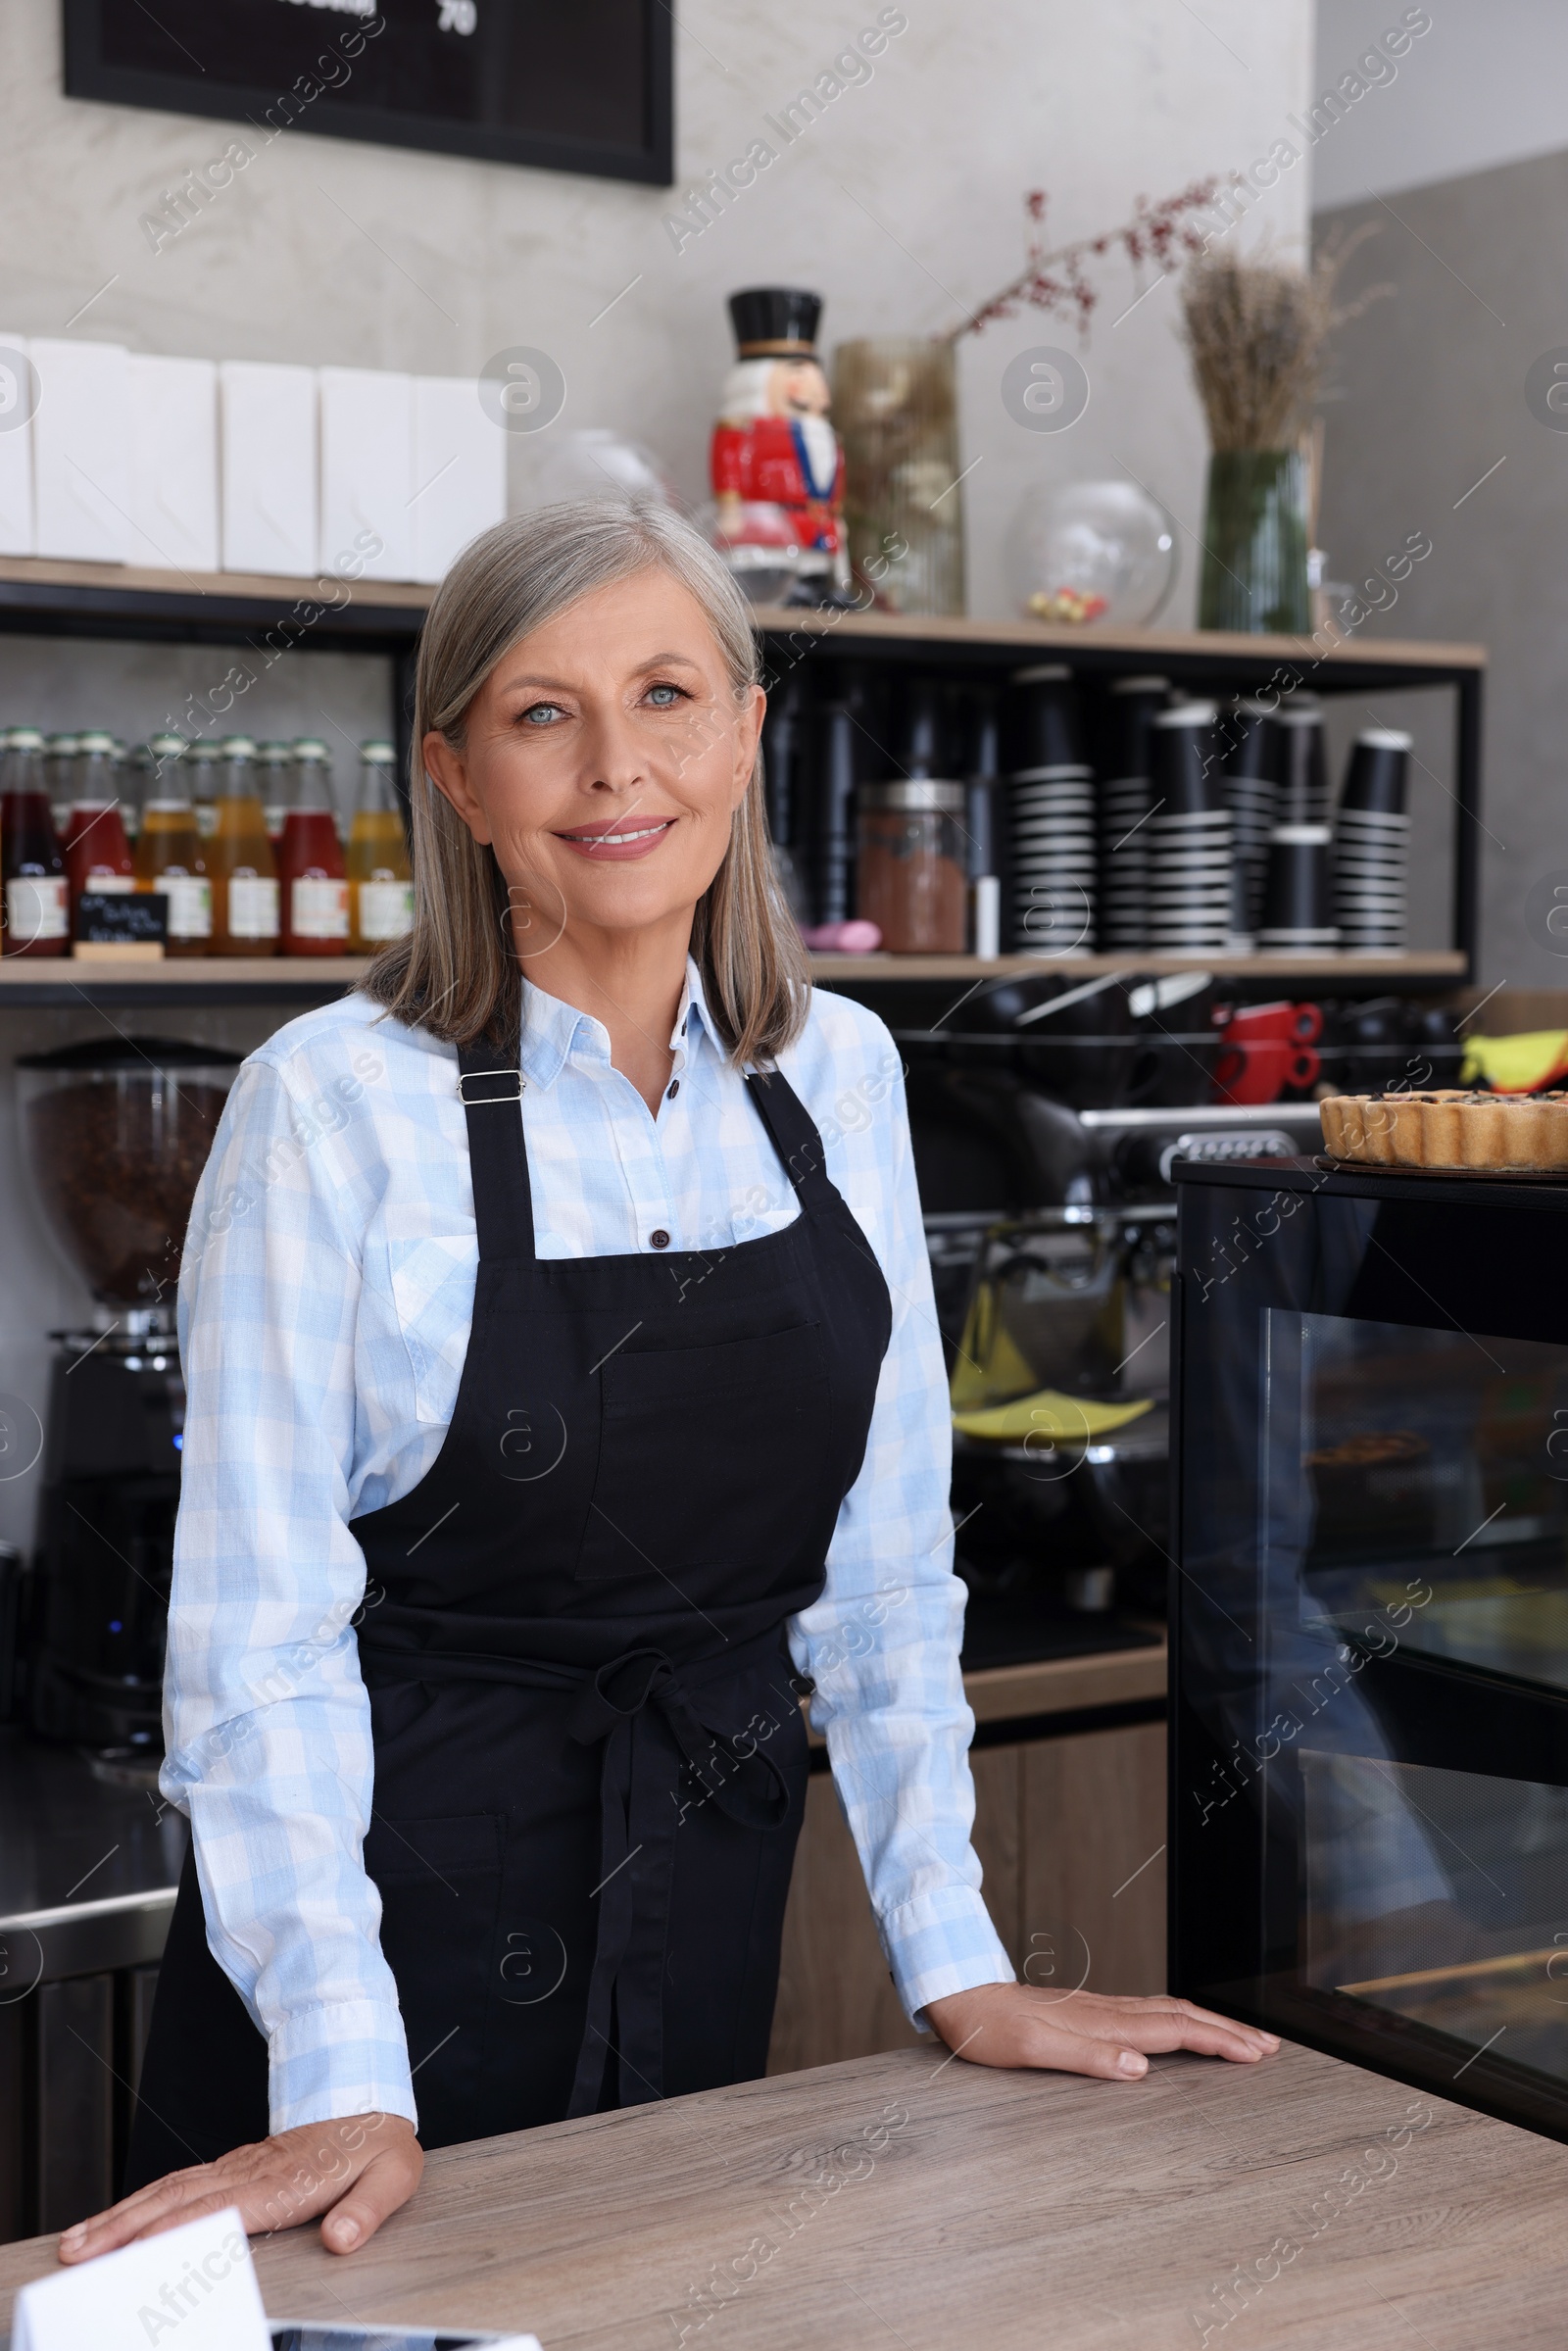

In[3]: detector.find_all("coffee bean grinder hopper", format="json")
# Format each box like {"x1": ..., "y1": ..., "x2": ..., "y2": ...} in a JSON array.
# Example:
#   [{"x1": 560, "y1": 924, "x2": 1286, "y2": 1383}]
[{"x1": 13, "y1": 1039, "x2": 239, "y2": 1755}]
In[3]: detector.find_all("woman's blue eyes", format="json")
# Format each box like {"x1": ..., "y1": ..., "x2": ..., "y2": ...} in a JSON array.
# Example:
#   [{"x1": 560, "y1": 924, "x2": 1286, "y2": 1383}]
[{"x1": 518, "y1": 683, "x2": 688, "y2": 725}]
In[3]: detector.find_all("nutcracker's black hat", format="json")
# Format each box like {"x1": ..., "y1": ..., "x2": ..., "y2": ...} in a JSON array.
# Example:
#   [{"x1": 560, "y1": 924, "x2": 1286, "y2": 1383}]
[{"x1": 728, "y1": 287, "x2": 822, "y2": 357}]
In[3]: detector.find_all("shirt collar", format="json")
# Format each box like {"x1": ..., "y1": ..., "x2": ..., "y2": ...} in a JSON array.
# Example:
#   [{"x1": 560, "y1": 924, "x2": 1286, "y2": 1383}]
[
  {"x1": 517, "y1": 956, "x2": 718, "y2": 1091},
  {"x1": 679, "y1": 957, "x2": 721, "y2": 1063}
]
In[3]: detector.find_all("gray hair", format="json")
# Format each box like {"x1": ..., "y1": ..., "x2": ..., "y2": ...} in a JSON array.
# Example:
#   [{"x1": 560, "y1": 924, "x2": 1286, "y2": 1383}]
[{"x1": 361, "y1": 499, "x2": 809, "y2": 1062}]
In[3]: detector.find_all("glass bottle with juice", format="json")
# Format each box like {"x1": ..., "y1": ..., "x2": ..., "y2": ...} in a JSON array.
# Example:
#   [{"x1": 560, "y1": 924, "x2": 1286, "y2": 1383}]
[
  {"x1": 279, "y1": 737, "x2": 348, "y2": 955},
  {"x1": 116, "y1": 741, "x2": 140, "y2": 848},
  {"x1": 347, "y1": 738, "x2": 414, "y2": 952},
  {"x1": 258, "y1": 741, "x2": 294, "y2": 845},
  {"x1": 62, "y1": 730, "x2": 136, "y2": 925},
  {"x1": 44, "y1": 733, "x2": 77, "y2": 839},
  {"x1": 2, "y1": 726, "x2": 69, "y2": 956},
  {"x1": 207, "y1": 734, "x2": 278, "y2": 956},
  {"x1": 189, "y1": 740, "x2": 220, "y2": 842},
  {"x1": 135, "y1": 734, "x2": 212, "y2": 957}
]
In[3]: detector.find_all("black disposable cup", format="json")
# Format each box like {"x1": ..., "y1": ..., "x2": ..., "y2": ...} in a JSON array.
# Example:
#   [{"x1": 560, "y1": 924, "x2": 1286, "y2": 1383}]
[
  {"x1": 1275, "y1": 704, "x2": 1328, "y2": 824},
  {"x1": 1103, "y1": 673, "x2": 1170, "y2": 781},
  {"x1": 1009, "y1": 663, "x2": 1084, "y2": 771},
  {"x1": 1151, "y1": 702, "x2": 1223, "y2": 816},
  {"x1": 1222, "y1": 697, "x2": 1278, "y2": 783},
  {"x1": 1261, "y1": 823, "x2": 1333, "y2": 933},
  {"x1": 1341, "y1": 727, "x2": 1411, "y2": 815}
]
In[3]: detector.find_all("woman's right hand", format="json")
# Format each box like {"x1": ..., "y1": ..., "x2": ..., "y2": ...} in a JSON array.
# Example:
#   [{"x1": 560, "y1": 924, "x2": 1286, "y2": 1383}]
[{"x1": 56, "y1": 2112, "x2": 423, "y2": 2263}]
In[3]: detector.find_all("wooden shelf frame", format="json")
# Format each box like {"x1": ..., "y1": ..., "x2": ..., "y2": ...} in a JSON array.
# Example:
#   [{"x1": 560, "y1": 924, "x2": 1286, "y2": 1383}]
[{"x1": 0, "y1": 948, "x2": 1470, "y2": 1008}]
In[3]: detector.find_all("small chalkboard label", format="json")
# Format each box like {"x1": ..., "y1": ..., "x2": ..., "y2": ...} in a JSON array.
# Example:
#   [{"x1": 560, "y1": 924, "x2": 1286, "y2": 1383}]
[{"x1": 74, "y1": 892, "x2": 168, "y2": 961}]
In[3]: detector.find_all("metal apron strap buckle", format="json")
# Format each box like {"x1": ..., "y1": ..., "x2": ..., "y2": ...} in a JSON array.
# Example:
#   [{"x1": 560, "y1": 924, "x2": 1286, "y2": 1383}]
[{"x1": 457, "y1": 1067, "x2": 524, "y2": 1105}]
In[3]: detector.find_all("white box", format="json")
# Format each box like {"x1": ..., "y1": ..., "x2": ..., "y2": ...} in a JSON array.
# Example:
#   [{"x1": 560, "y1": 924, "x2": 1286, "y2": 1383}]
[
  {"x1": 319, "y1": 365, "x2": 413, "y2": 580},
  {"x1": 126, "y1": 353, "x2": 220, "y2": 573},
  {"x1": 412, "y1": 374, "x2": 507, "y2": 583},
  {"x1": 11, "y1": 2206, "x2": 269, "y2": 2351},
  {"x1": 220, "y1": 359, "x2": 318, "y2": 577},
  {"x1": 0, "y1": 332, "x2": 35, "y2": 555},
  {"x1": 30, "y1": 338, "x2": 130, "y2": 563}
]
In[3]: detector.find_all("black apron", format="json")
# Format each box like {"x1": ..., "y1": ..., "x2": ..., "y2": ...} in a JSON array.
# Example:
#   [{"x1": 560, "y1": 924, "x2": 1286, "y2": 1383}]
[{"x1": 127, "y1": 1022, "x2": 893, "y2": 2183}]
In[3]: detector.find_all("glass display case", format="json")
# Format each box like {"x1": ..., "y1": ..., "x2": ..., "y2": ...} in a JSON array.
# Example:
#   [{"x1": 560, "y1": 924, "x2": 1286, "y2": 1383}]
[{"x1": 1171, "y1": 1156, "x2": 1568, "y2": 2140}]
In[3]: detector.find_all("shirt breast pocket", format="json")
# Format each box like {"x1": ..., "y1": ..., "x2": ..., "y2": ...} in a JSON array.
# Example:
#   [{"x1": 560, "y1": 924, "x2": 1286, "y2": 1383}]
[
  {"x1": 386, "y1": 1234, "x2": 479, "y2": 1425},
  {"x1": 576, "y1": 1321, "x2": 831, "y2": 1582}
]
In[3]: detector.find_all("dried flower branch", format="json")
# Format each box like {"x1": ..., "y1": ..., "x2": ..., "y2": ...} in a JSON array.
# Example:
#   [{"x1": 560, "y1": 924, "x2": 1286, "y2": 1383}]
[
  {"x1": 1180, "y1": 227, "x2": 1391, "y2": 451},
  {"x1": 945, "y1": 180, "x2": 1222, "y2": 345}
]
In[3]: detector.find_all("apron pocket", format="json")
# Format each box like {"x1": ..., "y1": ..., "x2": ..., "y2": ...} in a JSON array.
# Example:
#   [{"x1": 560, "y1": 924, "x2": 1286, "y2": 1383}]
[
  {"x1": 363, "y1": 1811, "x2": 504, "y2": 2132},
  {"x1": 576, "y1": 1321, "x2": 830, "y2": 1582}
]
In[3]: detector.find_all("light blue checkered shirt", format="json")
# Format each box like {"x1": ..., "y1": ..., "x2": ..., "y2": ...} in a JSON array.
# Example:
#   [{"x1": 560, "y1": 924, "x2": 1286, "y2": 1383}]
[{"x1": 164, "y1": 961, "x2": 1013, "y2": 2132}]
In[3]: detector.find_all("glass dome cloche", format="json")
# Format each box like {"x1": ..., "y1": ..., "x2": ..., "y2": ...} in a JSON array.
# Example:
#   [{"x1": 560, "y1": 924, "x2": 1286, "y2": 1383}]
[{"x1": 1006, "y1": 479, "x2": 1178, "y2": 627}]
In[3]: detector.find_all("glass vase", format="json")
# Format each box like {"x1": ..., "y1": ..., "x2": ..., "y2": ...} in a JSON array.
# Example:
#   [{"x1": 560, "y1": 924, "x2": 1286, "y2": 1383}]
[
  {"x1": 1197, "y1": 448, "x2": 1311, "y2": 635},
  {"x1": 831, "y1": 337, "x2": 966, "y2": 615}
]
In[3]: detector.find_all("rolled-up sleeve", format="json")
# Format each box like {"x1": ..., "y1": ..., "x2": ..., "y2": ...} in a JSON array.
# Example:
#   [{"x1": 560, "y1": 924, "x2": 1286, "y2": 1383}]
[
  {"x1": 788, "y1": 1047, "x2": 1015, "y2": 2026},
  {"x1": 166, "y1": 1052, "x2": 416, "y2": 2132}
]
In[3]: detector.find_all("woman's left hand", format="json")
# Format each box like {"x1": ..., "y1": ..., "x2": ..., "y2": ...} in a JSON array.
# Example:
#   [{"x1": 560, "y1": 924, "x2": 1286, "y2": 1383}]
[{"x1": 924, "y1": 1983, "x2": 1279, "y2": 2080}]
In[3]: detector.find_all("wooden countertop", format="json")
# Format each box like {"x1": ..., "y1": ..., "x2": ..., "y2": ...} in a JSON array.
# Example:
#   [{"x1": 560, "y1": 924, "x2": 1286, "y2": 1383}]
[
  {"x1": 963, "y1": 1636, "x2": 1165, "y2": 1723},
  {"x1": 798, "y1": 1639, "x2": 1166, "y2": 1748},
  {"x1": 4, "y1": 2040, "x2": 1565, "y2": 2346}
]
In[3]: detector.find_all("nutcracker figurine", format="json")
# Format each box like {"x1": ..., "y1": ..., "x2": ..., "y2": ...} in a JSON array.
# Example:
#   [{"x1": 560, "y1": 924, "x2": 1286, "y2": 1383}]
[{"x1": 710, "y1": 287, "x2": 853, "y2": 606}]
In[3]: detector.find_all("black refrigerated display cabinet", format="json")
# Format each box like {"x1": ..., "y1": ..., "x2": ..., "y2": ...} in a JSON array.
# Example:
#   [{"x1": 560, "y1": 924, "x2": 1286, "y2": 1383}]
[{"x1": 1171, "y1": 1155, "x2": 1568, "y2": 2141}]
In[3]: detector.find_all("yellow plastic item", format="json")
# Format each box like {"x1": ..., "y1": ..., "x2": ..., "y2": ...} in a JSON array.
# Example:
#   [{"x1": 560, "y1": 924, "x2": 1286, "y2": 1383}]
[
  {"x1": 1459, "y1": 1031, "x2": 1568, "y2": 1094},
  {"x1": 953, "y1": 1390, "x2": 1154, "y2": 1444},
  {"x1": 950, "y1": 1279, "x2": 1040, "y2": 1412}
]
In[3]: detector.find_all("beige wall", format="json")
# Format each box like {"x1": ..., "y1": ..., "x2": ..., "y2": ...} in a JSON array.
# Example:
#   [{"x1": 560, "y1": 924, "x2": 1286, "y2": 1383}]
[{"x1": 1, "y1": 0, "x2": 1311, "y2": 618}]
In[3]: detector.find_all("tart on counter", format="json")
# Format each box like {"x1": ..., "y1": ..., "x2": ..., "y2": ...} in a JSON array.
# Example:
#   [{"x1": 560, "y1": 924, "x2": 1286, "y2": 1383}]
[{"x1": 1320, "y1": 1089, "x2": 1568, "y2": 1170}]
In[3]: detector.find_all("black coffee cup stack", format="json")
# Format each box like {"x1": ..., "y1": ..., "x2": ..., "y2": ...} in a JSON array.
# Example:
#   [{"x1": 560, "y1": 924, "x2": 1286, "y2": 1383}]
[
  {"x1": 1222, "y1": 698, "x2": 1279, "y2": 945},
  {"x1": 1274, "y1": 697, "x2": 1329, "y2": 822},
  {"x1": 1335, "y1": 726, "x2": 1410, "y2": 953},
  {"x1": 1258, "y1": 697, "x2": 1336, "y2": 950},
  {"x1": 1146, "y1": 703, "x2": 1232, "y2": 952},
  {"x1": 1098, "y1": 674, "x2": 1169, "y2": 951},
  {"x1": 1005, "y1": 664, "x2": 1097, "y2": 954}
]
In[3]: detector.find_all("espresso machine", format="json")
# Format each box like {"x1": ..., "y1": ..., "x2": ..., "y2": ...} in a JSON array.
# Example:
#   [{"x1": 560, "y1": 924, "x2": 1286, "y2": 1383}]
[{"x1": 14, "y1": 1038, "x2": 238, "y2": 1754}]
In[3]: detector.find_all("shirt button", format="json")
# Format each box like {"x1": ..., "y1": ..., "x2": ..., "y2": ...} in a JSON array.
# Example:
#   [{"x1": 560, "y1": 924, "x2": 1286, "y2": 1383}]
[
  {"x1": 666, "y1": 1079, "x2": 680, "y2": 1100},
  {"x1": 650, "y1": 1228, "x2": 670, "y2": 1249}
]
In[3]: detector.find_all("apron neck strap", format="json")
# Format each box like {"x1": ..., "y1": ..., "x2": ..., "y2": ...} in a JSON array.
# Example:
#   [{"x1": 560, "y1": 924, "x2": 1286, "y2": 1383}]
[
  {"x1": 744, "y1": 1068, "x2": 837, "y2": 1212},
  {"x1": 457, "y1": 1032, "x2": 533, "y2": 1262}
]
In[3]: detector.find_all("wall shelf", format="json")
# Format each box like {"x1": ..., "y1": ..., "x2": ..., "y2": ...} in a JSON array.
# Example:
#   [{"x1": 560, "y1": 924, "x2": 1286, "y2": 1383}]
[
  {"x1": 0, "y1": 558, "x2": 1487, "y2": 991},
  {"x1": 752, "y1": 603, "x2": 1488, "y2": 692},
  {"x1": 0, "y1": 948, "x2": 1470, "y2": 1010},
  {"x1": 0, "y1": 558, "x2": 1486, "y2": 677}
]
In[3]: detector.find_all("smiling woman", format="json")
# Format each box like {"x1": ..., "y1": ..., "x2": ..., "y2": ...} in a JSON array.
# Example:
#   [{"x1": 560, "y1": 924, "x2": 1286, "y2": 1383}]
[
  {"x1": 61, "y1": 499, "x2": 1272, "y2": 2277},
  {"x1": 366, "y1": 499, "x2": 808, "y2": 1108}
]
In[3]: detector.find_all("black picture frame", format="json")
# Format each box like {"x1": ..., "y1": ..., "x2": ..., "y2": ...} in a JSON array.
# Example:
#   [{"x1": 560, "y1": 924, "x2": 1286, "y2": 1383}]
[{"x1": 62, "y1": 0, "x2": 674, "y2": 188}]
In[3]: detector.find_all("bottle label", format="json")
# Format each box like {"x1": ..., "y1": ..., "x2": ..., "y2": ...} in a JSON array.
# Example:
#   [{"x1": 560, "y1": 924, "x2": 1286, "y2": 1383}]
[
  {"x1": 163, "y1": 874, "x2": 214, "y2": 939},
  {"x1": 6, "y1": 875, "x2": 69, "y2": 945},
  {"x1": 227, "y1": 874, "x2": 280, "y2": 938},
  {"x1": 357, "y1": 878, "x2": 415, "y2": 941},
  {"x1": 264, "y1": 806, "x2": 289, "y2": 842},
  {"x1": 195, "y1": 804, "x2": 219, "y2": 840},
  {"x1": 81, "y1": 872, "x2": 136, "y2": 894},
  {"x1": 291, "y1": 876, "x2": 349, "y2": 938}
]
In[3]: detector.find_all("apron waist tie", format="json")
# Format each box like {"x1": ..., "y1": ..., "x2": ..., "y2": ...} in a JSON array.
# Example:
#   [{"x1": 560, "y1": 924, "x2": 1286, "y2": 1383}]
[{"x1": 359, "y1": 1626, "x2": 800, "y2": 2117}]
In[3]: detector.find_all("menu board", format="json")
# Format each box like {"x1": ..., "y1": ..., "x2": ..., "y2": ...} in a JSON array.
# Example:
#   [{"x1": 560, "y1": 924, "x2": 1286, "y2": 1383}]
[{"x1": 63, "y1": 0, "x2": 672, "y2": 185}]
